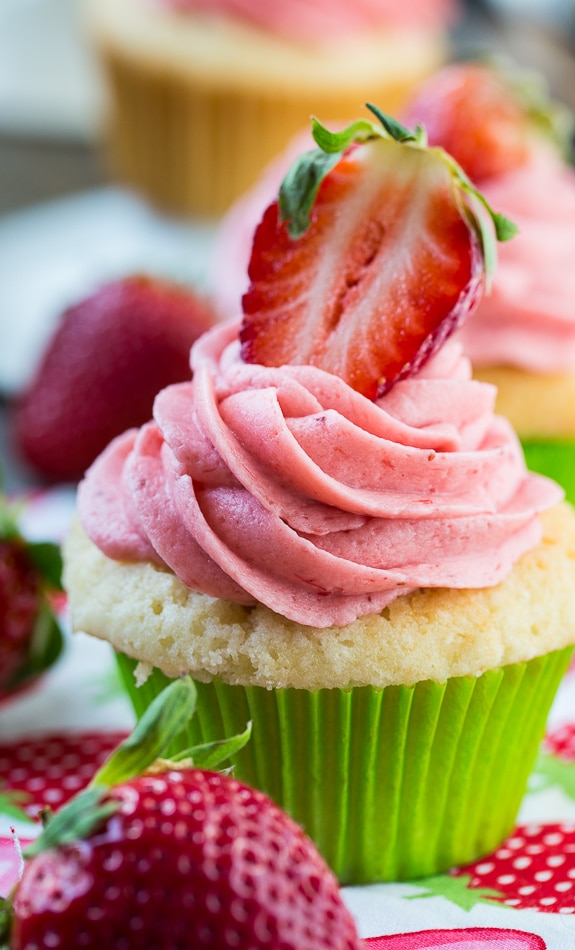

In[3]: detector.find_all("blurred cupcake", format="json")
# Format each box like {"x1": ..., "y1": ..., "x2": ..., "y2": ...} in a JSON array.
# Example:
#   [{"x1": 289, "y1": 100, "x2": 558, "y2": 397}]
[
  {"x1": 402, "y1": 62, "x2": 575, "y2": 500},
  {"x1": 85, "y1": 0, "x2": 458, "y2": 217},
  {"x1": 64, "y1": 112, "x2": 575, "y2": 884}
]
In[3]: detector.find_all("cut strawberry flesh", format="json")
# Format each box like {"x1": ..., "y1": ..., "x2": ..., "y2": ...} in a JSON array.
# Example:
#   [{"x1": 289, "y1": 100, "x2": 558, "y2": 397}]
[{"x1": 241, "y1": 137, "x2": 484, "y2": 400}]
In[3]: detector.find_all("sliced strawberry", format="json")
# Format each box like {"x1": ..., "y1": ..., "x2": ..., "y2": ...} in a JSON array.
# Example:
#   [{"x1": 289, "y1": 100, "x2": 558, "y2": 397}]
[{"x1": 241, "y1": 108, "x2": 513, "y2": 400}]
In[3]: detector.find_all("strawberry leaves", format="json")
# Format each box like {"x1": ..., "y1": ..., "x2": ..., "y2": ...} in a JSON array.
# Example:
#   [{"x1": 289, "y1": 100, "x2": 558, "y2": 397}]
[
  {"x1": 278, "y1": 104, "x2": 516, "y2": 263},
  {"x1": 5, "y1": 682, "x2": 358, "y2": 950},
  {"x1": 167, "y1": 720, "x2": 253, "y2": 771},
  {"x1": 24, "y1": 788, "x2": 120, "y2": 859},
  {"x1": 92, "y1": 676, "x2": 199, "y2": 787},
  {"x1": 22, "y1": 677, "x2": 252, "y2": 859},
  {"x1": 0, "y1": 493, "x2": 64, "y2": 697},
  {"x1": 278, "y1": 148, "x2": 342, "y2": 239}
]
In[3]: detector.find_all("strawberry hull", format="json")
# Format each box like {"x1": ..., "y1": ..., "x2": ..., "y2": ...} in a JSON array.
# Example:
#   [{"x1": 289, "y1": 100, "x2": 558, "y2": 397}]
[{"x1": 116, "y1": 646, "x2": 572, "y2": 884}]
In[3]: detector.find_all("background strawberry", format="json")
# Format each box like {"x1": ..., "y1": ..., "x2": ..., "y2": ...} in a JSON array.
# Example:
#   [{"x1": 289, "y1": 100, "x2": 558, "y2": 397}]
[
  {"x1": 1, "y1": 678, "x2": 362, "y2": 950},
  {"x1": 0, "y1": 494, "x2": 63, "y2": 699},
  {"x1": 241, "y1": 107, "x2": 514, "y2": 401},
  {"x1": 402, "y1": 63, "x2": 572, "y2": 184},
  {"x1": 12, "y1": 275, "x2": 217, "y2": 483}
]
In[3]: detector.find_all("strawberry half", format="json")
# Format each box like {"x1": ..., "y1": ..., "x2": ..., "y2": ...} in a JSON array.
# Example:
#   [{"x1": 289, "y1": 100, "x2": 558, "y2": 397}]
[
  {"x1": 241, "y1": 105, "x2": 516, "y2": 400},
  {"x1": 402, "y1": 62, "x2": 573, "y2": 184},
  {"x1": 0, "y1": 494, "x2": 63, "y2": 700},
  {"x1": 2, "y1": 679, "x2": 362, "y2": 950}
]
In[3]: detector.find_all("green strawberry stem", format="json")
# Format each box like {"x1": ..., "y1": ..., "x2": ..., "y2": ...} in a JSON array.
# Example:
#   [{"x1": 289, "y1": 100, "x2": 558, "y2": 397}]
[
  {"x1": 168, "y1": 720, "x2": 252, "y2": 771},
  {"x1": 279, "y1": 104, "x2": 518, "y2": 288},
  {"x1": 24, "y1": 788, "x2": 120, "y2": 858},
  {"x1": 22, "y1": 676, "x2": 251, "y2": 859},
  {"x1": 92, "y1": 675, "x2": 199, "y2": 787}
]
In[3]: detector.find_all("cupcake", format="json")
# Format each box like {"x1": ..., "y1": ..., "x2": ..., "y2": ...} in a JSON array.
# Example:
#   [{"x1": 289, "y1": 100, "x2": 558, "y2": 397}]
[
  {"x1": 64, "y1": 109, "x2": 575, "y2": 884},
  {"x1": 402, "y1": 62, "x2": 575, "y2": 501},
  {"x1": 85, "y1": 0, "x2": 458, "y2": 217}
]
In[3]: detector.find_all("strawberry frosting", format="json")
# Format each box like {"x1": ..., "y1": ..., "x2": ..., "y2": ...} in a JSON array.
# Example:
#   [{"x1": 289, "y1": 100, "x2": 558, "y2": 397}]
[
  {"x1": 77, "y1": 319, "x2": 561, "y2": 629},
  {"x1": 150, "y1": 0, "x2": 456, "y2": 40},
  {"x1": 458, "y1": 148, "x2": 575, "y2": 373}
]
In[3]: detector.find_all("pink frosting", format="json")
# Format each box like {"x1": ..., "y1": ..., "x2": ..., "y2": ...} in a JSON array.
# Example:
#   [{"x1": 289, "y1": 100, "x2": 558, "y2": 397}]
[
  {"x1": 457, "y1": 148, "x2": 575, "y2": 373},
  {"x1": 151, "y1": 0, "x2": 456, "y2": 39},
  {"x1": 78, "y1": 320, "x2": 561, "y2": 628}
]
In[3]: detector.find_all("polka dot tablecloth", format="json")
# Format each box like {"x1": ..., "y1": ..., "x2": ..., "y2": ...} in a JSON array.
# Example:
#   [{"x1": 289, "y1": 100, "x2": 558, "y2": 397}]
[{"x1": 3, "y1": 492, "x2": 575, "y2": 948}]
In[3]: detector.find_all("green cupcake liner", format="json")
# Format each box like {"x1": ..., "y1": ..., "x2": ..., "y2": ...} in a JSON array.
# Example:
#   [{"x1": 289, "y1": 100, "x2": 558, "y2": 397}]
[
  {"x1": 521, "y1": 437, "x2": 575, "y2": 504},
  {"x1": 116, "y1": 647, "x2": 572, "y2": 884}
]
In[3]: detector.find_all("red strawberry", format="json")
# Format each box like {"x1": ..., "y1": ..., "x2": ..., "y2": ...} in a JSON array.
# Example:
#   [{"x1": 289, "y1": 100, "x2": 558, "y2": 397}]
[
  {"x1": 402, "y1": 63, "x2": 570, "y2": 184},
  {"x1": 453, "y1": 822, "x2": 575, "y2": 914},
  {"x1": 0, "y1": 496, "x2": 63, "y2": 699},
  {"x1": 2, "y1": 678, "x2": 361, "y2": 950},
  {"x1": 402, "y1": 65, "x2": 532, "y2": 183},
  {"x1": 13, "y1": 275, "x2": 217, "y2": 483},
  {"x1": 241, "y1": 106, "x2": 514, "y2": 401}
]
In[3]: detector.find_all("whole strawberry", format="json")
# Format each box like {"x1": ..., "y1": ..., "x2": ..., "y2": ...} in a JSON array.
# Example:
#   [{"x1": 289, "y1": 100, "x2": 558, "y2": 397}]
[
  {"x1": 2, "y1": 679, "x2": 361, "y2": 950},
  {"x1": 402, "y1": 63, "x2": 572, "y2": 184},
  {"x1": 0, "y1": 496, "x2": 63, "y2": 699},
  {"x1": 13, "y1": 275, "x2": 217, "y2": 483}
]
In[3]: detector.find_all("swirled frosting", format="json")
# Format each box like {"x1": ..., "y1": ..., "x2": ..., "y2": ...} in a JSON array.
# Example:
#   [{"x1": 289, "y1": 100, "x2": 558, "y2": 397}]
[
  {"x1": 150, "y1": 0, "x2": 456, "y2": 40},
  {"x1": 78, "y1": 319, "x2": 561, "y2": 628},
  {"x1": 458, "y1": 148, "x2": 575, "y2": 373}
]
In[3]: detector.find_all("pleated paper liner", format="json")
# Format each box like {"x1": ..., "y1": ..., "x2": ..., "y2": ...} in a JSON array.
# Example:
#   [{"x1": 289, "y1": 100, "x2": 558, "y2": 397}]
[
  {"x1": 116, "y1": 647, "x2": 572, "y2": 884},
  {"x1": 522, "y1": 438, "x2": 575, "y2": 505}
]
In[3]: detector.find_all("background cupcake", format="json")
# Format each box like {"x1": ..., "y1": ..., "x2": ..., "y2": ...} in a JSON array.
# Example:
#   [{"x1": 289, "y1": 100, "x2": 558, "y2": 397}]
[
  {"x1": 64, "y1": 112, "x2": 575, "y2": 885},
  {"x1": 85, "y1": 0, "x2": 458, "y2": 217},
  {"x1": 402, "y1": 62, "x2": 575, "y2": 500}
]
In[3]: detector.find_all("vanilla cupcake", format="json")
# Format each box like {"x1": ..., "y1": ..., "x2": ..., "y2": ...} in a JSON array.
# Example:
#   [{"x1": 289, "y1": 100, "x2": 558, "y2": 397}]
[
  {"x1": 64, "y1": 111, "x2": 575, "y2": 884},
  {"x1": 85, "y1": 0, "x2": 457, "y2": 216}
]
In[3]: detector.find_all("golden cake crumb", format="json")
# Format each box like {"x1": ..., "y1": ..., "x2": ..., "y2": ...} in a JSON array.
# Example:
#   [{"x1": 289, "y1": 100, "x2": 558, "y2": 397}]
[{"x1": 63, "y1": 503, "x2": 575, "y2": 691}]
